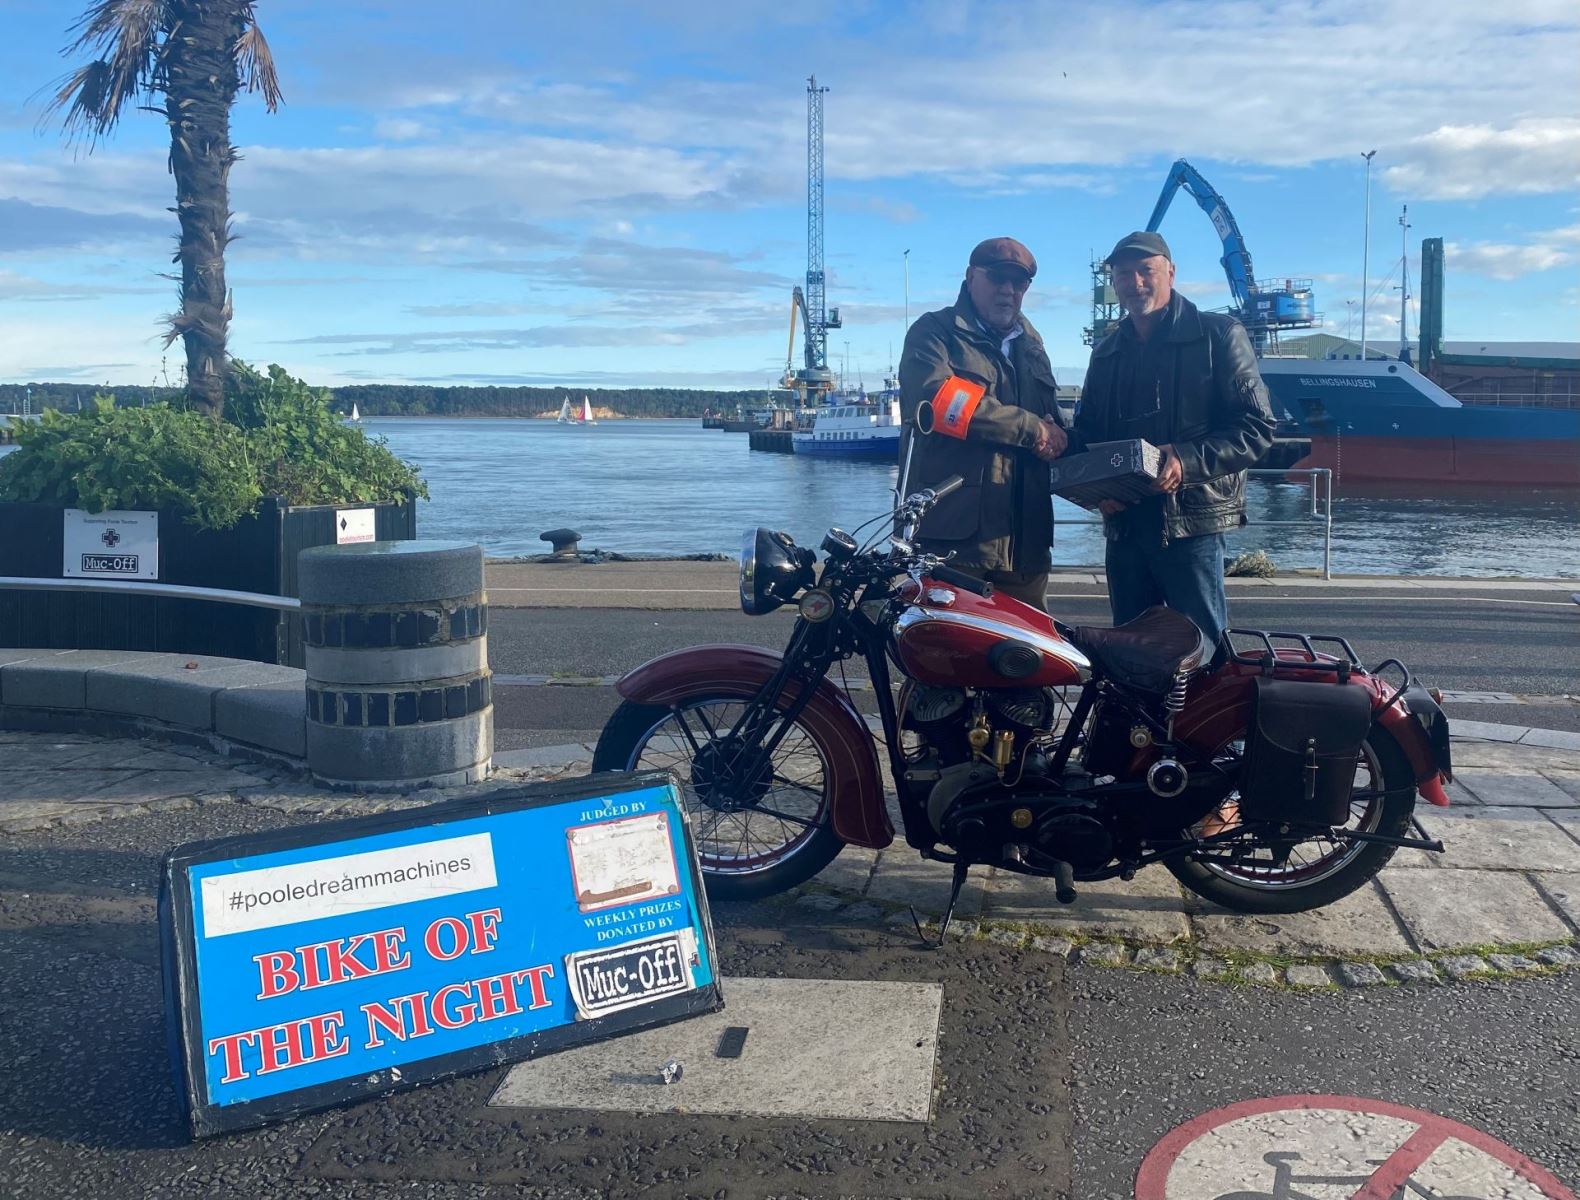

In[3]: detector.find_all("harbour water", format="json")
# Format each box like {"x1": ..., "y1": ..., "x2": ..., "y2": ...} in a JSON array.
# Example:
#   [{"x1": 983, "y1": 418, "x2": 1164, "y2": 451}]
[{"x1": 3, "y1": 419, "x2": 1575, "y2": 577}]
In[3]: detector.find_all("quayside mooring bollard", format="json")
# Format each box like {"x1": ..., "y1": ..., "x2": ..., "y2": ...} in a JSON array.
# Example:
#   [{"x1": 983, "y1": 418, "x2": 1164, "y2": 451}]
[{"x1": 298, "y1": 540, "x2": 492, "y2": 790}]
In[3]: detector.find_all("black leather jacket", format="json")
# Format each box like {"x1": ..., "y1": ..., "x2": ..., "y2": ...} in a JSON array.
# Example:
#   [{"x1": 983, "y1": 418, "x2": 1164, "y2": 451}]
[{"x1": 1076, "y1": 293, "x2": 1275, "y2": 542}]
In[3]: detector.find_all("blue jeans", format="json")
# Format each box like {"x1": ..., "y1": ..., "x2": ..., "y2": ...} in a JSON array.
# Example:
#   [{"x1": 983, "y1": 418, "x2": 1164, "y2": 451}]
[{"x1": 1104, "y1": 532, "x2": 1229, "y2": 645}]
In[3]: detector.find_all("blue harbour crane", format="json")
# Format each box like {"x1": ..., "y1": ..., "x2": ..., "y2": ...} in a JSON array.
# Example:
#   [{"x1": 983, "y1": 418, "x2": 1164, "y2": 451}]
[{"x1": 1087, "y1": 159, "x2": 1318, "y2": 351}]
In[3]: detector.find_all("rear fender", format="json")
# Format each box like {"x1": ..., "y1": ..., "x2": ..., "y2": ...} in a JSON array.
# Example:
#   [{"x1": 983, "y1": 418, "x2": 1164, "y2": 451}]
[
  {"x1": 1176, "y1": 668, "x2": 1451, "y2": 806},
  {"x1": 614, "y1": 644, "x2": 893, "y2": 849}
]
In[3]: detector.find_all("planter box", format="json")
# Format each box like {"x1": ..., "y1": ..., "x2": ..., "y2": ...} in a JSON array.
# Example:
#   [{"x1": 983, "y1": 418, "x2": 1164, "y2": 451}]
[{"x1": 0, "y1": 498, "x2": 416, "y2": 667}]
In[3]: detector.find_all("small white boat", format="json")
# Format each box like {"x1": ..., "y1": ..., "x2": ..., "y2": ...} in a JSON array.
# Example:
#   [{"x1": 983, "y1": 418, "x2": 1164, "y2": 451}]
[
  {"x1": 344, "y1": 401, "x2": 361, "y2": 423},
  {"x1": 580, "y1": 396, "x2": 598, "y2": 426},
  {"x1": 557, "y1": 397, "x2": 576, "y2": 424}
]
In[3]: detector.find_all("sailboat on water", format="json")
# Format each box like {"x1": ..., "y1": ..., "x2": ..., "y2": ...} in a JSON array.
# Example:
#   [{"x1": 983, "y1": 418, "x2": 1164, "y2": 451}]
[
  {"x1": 343, "y1": 401, "x2": 360, "y2": 423},
  {"x1": 579, "y1": 396, "x2": 597, "y2": 426},
  {"x1": 557, "y1": 396, "x2": 597, "y2": 425},
  {"x1": 556, "y1": 397, "x2": 575, "y2": 424}
]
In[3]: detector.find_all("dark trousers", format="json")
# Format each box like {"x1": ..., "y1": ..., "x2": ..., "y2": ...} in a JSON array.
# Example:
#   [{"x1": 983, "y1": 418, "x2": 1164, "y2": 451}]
[{"x1": 1104, "y1": 532, "x2": 1228, "y2": 644}]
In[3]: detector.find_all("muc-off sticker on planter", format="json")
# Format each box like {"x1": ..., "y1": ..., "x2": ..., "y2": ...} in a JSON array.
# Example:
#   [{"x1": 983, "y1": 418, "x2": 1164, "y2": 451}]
[{"x1": 159, "y1": 771, "x2": 721, "y2": 1138}]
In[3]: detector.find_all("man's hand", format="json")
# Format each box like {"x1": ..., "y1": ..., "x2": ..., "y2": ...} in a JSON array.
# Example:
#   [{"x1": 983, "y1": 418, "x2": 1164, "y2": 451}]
[
  {"x1": 1097, "y1": 499, "x2": 1129, "y2": 516},
  {"x1": 1032, "y1": 418, "x2": 1067, "y2": 462},
  {"x1": 1152, "y1": 443, "x2": 1183, "y2": 493}
]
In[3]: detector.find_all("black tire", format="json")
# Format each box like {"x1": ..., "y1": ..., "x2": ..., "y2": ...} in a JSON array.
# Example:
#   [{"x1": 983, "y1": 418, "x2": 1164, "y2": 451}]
[
  {"x1": 592, "y1": 695, "x2": 845, "y2": 901},
  {"x1": 1166, "y1": 726, "x2": 1417, "y2": 914}
]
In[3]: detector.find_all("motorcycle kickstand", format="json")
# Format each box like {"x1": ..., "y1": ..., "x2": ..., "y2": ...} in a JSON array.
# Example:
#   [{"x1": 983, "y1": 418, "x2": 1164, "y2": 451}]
[{"x1": 912, "y1": 860, "x2": 971, "y2": 950}]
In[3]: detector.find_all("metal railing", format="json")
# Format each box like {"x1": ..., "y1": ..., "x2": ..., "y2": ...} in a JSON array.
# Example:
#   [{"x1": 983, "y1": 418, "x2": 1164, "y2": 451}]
[
  {"x1": 1054, "y1": 467, "x2": 1335, "y2": 580},
  {"x1": 0, "y1": 576, "x2": 301, "y2": 611}
]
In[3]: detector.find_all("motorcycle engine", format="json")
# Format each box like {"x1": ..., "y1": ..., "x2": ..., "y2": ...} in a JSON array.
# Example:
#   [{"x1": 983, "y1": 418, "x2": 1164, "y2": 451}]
[
  {"x1": 927, "y1": 763, "x2": 1117, "y2": 872},
  {"x1": 905, "y1": 685, "x2": 1058, "y2": 767}
]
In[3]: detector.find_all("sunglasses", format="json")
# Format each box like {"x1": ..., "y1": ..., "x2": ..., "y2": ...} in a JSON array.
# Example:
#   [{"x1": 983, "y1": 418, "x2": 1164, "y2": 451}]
[{"x1": 980, "y1": 266, "x2": 1032, "y2": 291}]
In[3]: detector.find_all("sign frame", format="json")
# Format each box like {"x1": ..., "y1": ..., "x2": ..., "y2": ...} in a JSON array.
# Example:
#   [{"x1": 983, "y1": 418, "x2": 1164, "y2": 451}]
[
  {"x1": 63, "y1": 507, "x2": 159, "y2": 580},
  {"x1": 159, "y1": 770, "x2": 722, "y2": 1139}
]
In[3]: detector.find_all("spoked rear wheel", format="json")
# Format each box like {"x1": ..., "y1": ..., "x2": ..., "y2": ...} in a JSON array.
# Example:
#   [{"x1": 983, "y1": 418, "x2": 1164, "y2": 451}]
[
  {"x1": 1166, "y1": 727, "x2": 1417, "y2": 914},
  {"x1": 593, "y1": 694, "x2": 844, "y2": 900}
]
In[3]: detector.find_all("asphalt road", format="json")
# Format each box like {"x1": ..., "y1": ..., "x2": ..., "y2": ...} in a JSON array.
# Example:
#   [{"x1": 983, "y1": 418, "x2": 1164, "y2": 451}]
[
  {"x1": 1, "y1": 803, "x2": 1575, "y2": 1199},
  {"x1": 486, "y1": 594, "x2": 1580, "y2": 749}
]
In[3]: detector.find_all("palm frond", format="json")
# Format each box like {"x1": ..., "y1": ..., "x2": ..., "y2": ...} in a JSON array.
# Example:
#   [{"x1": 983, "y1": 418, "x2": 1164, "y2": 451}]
[
  {"x1": 235, "y1": 7, "x2": 283, "y2": 112},
  {"x1": 53, "y1": 0, "x2": 171, "y2": 140}
]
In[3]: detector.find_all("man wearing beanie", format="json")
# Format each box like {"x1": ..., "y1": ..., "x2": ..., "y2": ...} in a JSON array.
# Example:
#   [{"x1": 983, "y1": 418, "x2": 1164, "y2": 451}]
[
  {"x1": 1076, "y1": 231, "x2": 1276, "y2": 644},
  {"x1": 897, "y1": 237, "x2": 1072, "y2": 612}
]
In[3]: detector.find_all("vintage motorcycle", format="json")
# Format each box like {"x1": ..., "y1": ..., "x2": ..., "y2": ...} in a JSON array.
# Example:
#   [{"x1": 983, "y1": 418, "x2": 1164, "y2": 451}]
[{"x1": 592, "y1": 478, "x2": 1453, "y2": 931}]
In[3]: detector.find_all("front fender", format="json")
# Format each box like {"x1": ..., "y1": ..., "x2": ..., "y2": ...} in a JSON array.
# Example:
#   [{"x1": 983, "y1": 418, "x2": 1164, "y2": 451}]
[{"x1": 614, "y1": 644, "x2": 893, "y2": 849}]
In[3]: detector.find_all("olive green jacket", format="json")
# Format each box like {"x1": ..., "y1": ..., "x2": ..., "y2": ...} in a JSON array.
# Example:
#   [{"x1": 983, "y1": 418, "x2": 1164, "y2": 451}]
[{"x1": 897, "y1": 285, "x2": 1068, "y2": 572}]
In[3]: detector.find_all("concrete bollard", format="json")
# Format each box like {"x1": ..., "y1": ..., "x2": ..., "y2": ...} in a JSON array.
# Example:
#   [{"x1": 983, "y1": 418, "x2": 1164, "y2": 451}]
[{"x1": 298, "y1": 540, "x2": 492, "y2": 790}]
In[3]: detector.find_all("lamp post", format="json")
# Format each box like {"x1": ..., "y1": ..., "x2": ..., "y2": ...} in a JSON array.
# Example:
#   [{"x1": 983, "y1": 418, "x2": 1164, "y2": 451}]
[
  {"x1": 903, "y1": 249, "x2": 911, "y2": 334},
  {"x1": 1360, "y1": 150, "x2": 1376, "y2": 360}
]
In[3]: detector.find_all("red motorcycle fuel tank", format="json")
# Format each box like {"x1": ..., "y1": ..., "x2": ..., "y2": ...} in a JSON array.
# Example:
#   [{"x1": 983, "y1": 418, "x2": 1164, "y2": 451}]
[{"x1": 894, "y1": 577, "x2": 1090, "y2": 689}]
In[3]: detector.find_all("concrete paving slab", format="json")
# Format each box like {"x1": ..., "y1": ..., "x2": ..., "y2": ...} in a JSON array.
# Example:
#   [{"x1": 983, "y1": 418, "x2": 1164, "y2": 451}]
[
  {"x1": 1532, "y1": 871, "x2": 1580, "y2": 933},
  {"x1": 1190, "y1": 881, "x2": 1413, "y2": 956},
  {"x1": 0, "y1": 648, "x2": 76, "y2": 668},
  {"x1": 0, "y1": 769, "x2": 147, "y2": 803},
  {"x1": 0, "y1": 649, "x2": 165, "y2": 709},
  {"x1": 1416, "y1": 806, "x2": 1580, "y2": 871},
  {"x1": 980, "y1": 866, "x2": 1190, "y2": 942},
  {"x1": 1441, "y1": 779, "x2": 1482, "y2": 806},
  {"x1": 865, "y1": 850, "x2": 985, "y2": 918},
  {"x1": 62, "y1": 766, "x2": 265, "y2": 803},
  {"x1": 1379, "y1": 869, "x2": 1574, "y2": 950},
  {"x1": 1455, "y1": 767, "x2": 1577, "y2": 808},
  {"x1": 1550, "y1": 810, "x2": 1580, "y2": 848},
  {"x1": 0, "y1": 741, "x2": 122, "y2": 769},
  {"x1": 489, "y1": 977, "x2": 943, "y2": 1122},
  {"x1": 1542, "y1": 771, "x2": 1580, "y2": 804},
  {"x1": 214, "y1": 680, "x2": 305, "y2": 757},
  {"x1": 491, "y1": 742, "x2": 590, "y2": 770},
  {"x1": 1450, "y1": 741, "x2": 1580, "y2": 774},
  {"x1": 811, "y1": 845, "x2": 879, "y2": 896},
  {"x1": 1521, "y1": 728, "x2": 1580, "y2": 752},
  {"x1": 1449, "y1": 719, "x2": 1527, "y2": 743}
]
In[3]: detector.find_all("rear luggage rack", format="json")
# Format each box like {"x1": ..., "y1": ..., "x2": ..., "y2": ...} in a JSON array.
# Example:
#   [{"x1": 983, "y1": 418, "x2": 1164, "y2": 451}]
[
  {"x1": 1221, "y1": 629, "x2": 1362, "y2": 681},
  {"x1": 1221, "y1": 629, "x2": 1416, "y2": 699}
]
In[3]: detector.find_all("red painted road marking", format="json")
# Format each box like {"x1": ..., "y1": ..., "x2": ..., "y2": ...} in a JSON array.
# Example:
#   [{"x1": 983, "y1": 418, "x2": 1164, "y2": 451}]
[{"x1": 1134, "y1": 1094, "x2": 1577, "y2": 1200}]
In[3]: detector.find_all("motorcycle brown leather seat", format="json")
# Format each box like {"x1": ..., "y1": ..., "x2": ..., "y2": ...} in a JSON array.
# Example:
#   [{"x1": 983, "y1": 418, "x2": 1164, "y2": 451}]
[{"x1": 1070, "y1": 606, "x2": 1214, "y2": 694}]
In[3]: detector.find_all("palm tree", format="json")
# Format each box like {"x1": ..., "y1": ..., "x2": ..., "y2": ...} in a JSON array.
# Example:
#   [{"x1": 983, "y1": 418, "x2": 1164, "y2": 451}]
[{"x1": 52, "y1": 1, "x2": 282, "y2": 418}]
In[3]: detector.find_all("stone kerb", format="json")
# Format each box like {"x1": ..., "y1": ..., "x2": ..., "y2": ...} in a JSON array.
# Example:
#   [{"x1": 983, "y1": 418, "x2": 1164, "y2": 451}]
[{"x1": 298, "y1": 540, "x2": 492, "y2": 790}]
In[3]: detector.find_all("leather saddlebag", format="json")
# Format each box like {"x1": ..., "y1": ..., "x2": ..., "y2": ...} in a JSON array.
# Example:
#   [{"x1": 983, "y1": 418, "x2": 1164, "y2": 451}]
[{"x1": 1238, "y1": 678, "x2": 1374, "y2": 826}]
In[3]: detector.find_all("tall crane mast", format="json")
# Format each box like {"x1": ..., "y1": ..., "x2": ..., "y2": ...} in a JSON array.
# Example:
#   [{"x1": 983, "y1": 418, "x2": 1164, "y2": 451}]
[{"x1": 797, "y1": 76, "x2": 839, "y2": 398}]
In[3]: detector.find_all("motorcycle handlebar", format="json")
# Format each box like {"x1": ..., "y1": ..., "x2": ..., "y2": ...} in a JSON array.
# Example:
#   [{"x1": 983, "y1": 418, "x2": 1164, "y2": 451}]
[
  {"x1": 928, "y1": 475, "x2": 964, "y2": 503},
  {"x1": 927, "y1": 563, "x2": 994, "y2": 597}
]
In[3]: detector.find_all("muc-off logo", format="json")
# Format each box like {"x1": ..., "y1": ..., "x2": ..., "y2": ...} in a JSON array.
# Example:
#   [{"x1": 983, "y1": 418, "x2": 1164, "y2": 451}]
[{"x1": 81, "y1": 553, "x2": 139, "y2": 574}]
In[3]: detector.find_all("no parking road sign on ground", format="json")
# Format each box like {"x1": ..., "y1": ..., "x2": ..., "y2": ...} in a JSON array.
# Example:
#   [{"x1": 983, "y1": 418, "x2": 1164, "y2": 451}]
[{"x1": 1136, "y1": 1094, "x2": 1575, "y2": 1199}]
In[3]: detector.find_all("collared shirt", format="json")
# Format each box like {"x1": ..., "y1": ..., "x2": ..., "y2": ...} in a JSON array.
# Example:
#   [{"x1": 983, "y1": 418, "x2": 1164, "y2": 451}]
[{"x1": 978, "y1": 319, "x2": 1024, "y2": 362}]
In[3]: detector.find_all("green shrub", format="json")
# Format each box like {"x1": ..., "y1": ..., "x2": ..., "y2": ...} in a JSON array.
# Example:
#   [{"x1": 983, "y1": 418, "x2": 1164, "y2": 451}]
[
  {"x1": 0, "y1": 364, "x2": 426, "y2": 530},
  {"x1": 0, "y1": 399, "x2": 261, "y2": 529}
]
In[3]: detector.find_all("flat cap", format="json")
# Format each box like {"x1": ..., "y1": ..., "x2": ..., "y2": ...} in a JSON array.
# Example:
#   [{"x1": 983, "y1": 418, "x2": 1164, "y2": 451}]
[
  {"x1": 1105, "y1": 230, "x2": 1172, "y2": 264},
  {"x1": 969, "y1": 236, "x2": 1037, "y2": 278}
]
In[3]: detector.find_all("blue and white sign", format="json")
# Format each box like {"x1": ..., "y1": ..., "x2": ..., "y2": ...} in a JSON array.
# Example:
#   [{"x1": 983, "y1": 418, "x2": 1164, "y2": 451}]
[{"x1": 160, "y1": 771, "x2": 721, "y2": 1137}]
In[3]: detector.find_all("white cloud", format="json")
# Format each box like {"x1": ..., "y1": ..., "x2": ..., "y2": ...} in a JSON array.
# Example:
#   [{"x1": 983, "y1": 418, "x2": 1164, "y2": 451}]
[
  {"x1": 1384, "y1": 118, "x2": 1580, "y2": 200},
  {"x1": 1446, "y1": 224, "x2": 1580, "y2": 279}
]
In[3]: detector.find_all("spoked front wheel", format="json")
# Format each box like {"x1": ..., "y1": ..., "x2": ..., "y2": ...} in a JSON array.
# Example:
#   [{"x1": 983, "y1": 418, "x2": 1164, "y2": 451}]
[
  {"x1": 592, "y1": 694, "x2": 845, "y2": 900},
  {"x1": 1166, "y1": 727, "x2": 1417, "y2": 914}
]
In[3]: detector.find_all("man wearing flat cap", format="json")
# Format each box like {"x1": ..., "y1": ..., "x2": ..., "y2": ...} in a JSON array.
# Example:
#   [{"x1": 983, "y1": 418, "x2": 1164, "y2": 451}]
[
  {"x1": 1076, "y1": 231, "x2": 1275, "y2": 644},
  {"x1": 898, "y1": 237, "x2": 1072, "y2": 611}
]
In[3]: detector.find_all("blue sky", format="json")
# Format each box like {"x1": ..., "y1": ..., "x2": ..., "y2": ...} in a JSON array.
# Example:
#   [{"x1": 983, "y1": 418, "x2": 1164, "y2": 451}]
[{"x1": 1, "y1": 0, "x2": 1576, "y2": 390}]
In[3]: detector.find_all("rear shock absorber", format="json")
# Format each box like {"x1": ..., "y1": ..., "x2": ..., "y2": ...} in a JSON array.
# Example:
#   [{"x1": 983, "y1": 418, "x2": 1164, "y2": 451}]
[{"x1": 1163, "y1": 669, "x2": 1189, "y2": 741}]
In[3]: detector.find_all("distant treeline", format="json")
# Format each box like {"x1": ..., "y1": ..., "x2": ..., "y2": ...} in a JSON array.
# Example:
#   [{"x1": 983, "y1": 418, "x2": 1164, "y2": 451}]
[
  {"x1": 1, "y1": 382, "x2": 764, "y2": 420},
  {"x1": 330, "y1": 385, "x2": 765, "y2": 418}
]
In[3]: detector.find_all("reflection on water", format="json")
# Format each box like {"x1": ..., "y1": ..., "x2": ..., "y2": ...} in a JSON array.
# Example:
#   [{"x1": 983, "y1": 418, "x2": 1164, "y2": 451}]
[{"x1": 4, "y1": 421, "x2": 1575, "y2": 578}]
